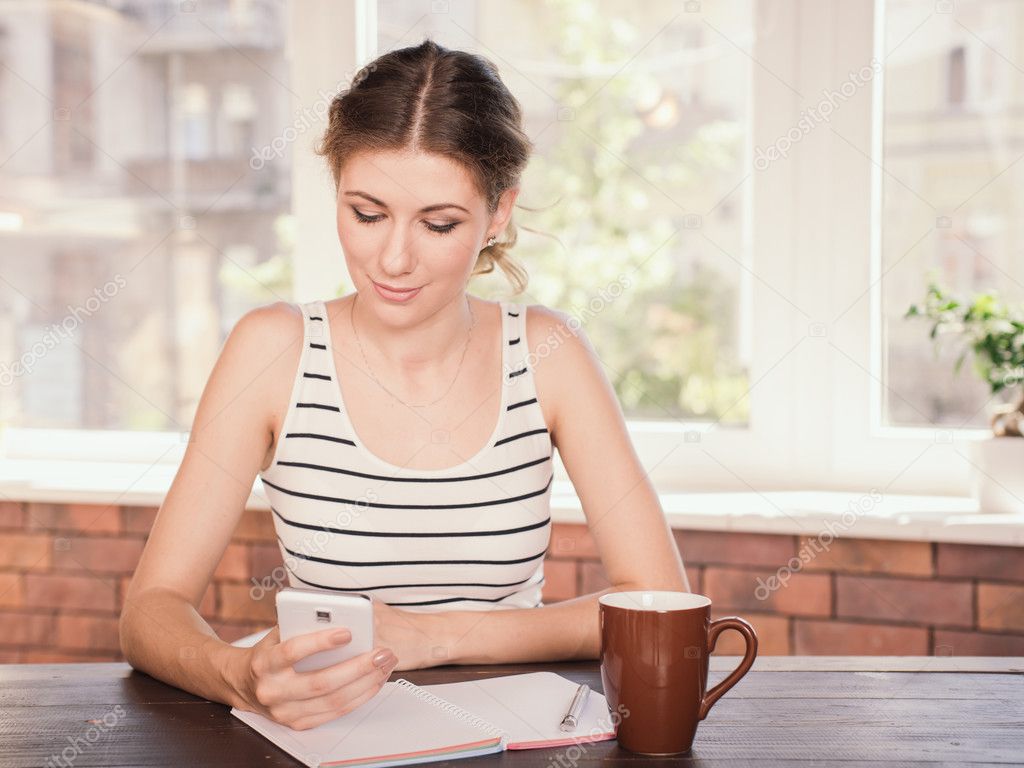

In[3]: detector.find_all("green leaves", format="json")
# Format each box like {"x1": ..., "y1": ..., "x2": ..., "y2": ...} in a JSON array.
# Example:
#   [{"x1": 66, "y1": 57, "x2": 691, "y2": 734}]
[{"x1": 904, "y1": 281, "x2": 1024, "y2": 401}]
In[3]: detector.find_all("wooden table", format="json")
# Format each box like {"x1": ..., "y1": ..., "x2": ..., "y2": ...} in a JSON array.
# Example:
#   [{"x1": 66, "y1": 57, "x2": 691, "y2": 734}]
[{"x1": 1, "y1": 656, "x2": 1021, "y2": 766}]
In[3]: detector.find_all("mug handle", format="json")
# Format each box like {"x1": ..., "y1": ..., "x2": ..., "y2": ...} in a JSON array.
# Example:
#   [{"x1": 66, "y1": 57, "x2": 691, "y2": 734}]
[{"x1": 698, "y1": 616, "x2": 758, "y2": 721}]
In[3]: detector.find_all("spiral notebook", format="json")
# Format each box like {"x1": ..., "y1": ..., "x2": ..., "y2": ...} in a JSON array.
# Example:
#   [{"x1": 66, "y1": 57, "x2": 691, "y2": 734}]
[{"x1": 230, "y1": 672, "x2": 616, "y2": 768}]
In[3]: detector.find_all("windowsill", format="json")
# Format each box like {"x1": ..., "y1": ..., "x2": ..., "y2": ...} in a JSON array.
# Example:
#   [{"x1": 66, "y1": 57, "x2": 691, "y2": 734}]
[{"x1": 0, "y1": 458, "x2": 1021, "y2": 547}]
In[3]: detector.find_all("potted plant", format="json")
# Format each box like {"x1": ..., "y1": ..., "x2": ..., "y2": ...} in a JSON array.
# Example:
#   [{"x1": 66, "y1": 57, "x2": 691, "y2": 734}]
[{"x1": 905, "y1": 282, "x2": 1024, "y2": 513}]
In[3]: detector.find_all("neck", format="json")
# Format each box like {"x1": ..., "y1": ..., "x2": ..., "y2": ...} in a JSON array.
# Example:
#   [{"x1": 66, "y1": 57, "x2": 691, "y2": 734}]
[{"x1": 350, "y1": 291, "x2": 475, "y2": 381}]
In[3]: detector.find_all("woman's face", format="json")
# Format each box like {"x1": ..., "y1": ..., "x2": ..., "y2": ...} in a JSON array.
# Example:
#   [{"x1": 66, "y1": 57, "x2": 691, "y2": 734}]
[{"x1": 336, "y1": 149, "x2": 516, "y2": 318}]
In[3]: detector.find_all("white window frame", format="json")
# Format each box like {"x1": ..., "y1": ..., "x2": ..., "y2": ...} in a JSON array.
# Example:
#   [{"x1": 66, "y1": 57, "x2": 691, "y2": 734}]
[{"x1": 0, "y1": 0, "x2": 987, "y2": 499}]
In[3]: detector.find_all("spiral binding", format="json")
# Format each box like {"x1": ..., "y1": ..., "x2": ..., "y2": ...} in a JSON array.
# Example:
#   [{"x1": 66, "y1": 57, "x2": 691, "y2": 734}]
[{"x1": 393, "y1": 678, "x2": 507, "y2": 743}]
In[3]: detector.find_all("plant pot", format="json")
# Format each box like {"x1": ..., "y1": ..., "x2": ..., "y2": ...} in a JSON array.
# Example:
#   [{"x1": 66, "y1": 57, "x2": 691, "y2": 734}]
[{"x1": 968, "y1": 436, "x2": 1024, "y2": 514}]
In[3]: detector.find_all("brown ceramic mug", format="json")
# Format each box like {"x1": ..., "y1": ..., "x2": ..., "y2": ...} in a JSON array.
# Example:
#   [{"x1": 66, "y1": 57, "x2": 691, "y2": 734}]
[{"x1": 598, "y1": 591, "x2": 758, "y2": 755}]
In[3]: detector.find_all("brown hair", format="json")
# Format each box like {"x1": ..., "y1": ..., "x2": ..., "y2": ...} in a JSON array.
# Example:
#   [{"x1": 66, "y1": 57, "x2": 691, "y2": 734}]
[{"x1": 315, "y1": 39, "x2": 533, "y2": 295}]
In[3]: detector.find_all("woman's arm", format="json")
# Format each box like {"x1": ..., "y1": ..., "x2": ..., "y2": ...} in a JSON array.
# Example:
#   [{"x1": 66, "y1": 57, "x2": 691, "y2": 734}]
[
  {"x1": 420, "y1": 305, "x2": 690, "y2": 665},
  {"x1": 119, "y1": 302, "x2": 303, "y2": 707}
]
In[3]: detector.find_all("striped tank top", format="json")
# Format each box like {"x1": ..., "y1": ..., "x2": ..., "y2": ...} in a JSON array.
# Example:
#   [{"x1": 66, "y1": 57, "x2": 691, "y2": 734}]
[{"x1": 258, "y1": 298, "x2": 554, "y2": 612}]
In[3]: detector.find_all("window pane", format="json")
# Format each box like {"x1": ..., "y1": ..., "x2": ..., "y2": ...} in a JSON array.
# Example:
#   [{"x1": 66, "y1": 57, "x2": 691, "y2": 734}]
[
  {"x1": 0, "y1": 0, "x2": 293, "y2": 432},
  {"x1": 881, "y1": 0, "x2": 1024, "y2": 428},
  {"x1": 376, "y1": 0, "x2": 753, "y2": 424}
]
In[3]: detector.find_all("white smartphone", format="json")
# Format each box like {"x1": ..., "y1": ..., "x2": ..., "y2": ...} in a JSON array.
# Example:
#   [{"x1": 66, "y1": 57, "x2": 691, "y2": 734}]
[{"x1": 275, "y1": 588, "x2": 374, "y2": 673}]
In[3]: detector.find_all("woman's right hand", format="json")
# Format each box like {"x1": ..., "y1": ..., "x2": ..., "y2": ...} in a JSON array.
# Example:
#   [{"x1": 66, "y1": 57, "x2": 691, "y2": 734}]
[{"x1": 233, "y1": 625, "x2": 399, "y2": 731}]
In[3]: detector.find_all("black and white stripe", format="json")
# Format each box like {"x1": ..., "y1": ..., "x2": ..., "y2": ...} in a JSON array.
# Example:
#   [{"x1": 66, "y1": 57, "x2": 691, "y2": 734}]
[{"x1": 258, "y1": 299, "x2": 554, "y2": 612}]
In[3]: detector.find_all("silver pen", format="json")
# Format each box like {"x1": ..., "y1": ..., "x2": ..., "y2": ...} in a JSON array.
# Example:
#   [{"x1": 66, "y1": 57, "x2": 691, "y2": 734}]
[{"x1": 559, "y1": 683, "x2": 590, "y2": 731}]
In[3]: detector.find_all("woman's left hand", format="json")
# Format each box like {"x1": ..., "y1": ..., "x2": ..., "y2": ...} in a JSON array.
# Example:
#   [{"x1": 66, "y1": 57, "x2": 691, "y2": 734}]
[{"x1": 369, "y1": 597, "x2": 448, "y2": 671}]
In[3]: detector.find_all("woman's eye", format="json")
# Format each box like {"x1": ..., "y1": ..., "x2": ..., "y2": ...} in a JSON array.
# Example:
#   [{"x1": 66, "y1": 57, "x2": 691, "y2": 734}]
[
  {"x1": 351, "y1": 208, "x2": 383, "y2": 224},
  {"x1": 425, "y1": 221, "x2": 459, "y2": 235},
  {"x1": 351, "y1": 207, "x2": 459, "y2": 236}
]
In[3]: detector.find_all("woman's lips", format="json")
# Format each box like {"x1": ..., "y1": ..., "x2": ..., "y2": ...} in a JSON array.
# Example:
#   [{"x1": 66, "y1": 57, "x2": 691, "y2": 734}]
[{"x1": 372, "y1": 280, "x2": 422, "y2": 302}]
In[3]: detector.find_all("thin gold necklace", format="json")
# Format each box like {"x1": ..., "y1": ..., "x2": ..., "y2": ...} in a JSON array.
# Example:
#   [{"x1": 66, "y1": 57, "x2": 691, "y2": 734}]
[{"x1": 350, "y1": 293, "x2": 476, "y2": 408}]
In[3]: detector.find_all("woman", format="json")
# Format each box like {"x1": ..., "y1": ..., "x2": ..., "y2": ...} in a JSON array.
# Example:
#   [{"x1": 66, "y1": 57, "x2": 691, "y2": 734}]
[{"x1": 120, "y1": 39, "x2": 689, "y2": 732}]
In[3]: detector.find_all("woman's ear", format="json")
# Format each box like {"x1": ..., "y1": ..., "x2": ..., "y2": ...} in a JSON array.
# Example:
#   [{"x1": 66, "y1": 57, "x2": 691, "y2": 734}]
[{"x1": 490, "y1": 186, "x2": 520, "y2": 236}]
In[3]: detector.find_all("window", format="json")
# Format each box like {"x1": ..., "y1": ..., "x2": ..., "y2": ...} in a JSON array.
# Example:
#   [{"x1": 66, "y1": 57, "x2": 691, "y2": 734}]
[
  {"x1": 0, "y1": 0, "x2": 293, "y2": 434},
  {"x1": 2, "y1": 0, "x2": 1013, "y2": 499},
  {"x1": 880, "y1": 0, "x2": 1024, "y2": 429},
  {"x1": 220, "y1": 83, "x2": 257, "y2": 156},
  {"x1": 180, "y1": 83, "x2": 212, "y2": 159},
  {"x1": 377, "y1": 0, "x2": 755, "y2": 426}
]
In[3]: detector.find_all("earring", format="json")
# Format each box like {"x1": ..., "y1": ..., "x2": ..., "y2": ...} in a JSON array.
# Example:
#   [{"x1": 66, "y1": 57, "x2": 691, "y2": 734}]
[{"x1": 486, "y1": 236, "x2": 496, "y2": 247}]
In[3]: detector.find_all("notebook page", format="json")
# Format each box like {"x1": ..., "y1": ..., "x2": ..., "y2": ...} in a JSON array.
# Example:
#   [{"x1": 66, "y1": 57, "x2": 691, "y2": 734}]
[
  {"x1": 419, "y1": 672, "x2": 617, "y2": 750},
  {"x1": 231, "y1": 680, "x2": 504, "y2": 768}
]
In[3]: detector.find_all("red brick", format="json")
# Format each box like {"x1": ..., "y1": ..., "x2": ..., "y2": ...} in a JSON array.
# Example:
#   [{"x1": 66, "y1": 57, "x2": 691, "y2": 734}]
[
  {"x1": 0, "y1": 534, "x2": 52, "y2": 570},
  {"x1": 685, "y1": 565, "x2": 703, "y2": 594},
  {"x1": 579, "y1": 561, "x2": 610, "y2": 594},
  {"x1": 52, "y1": 536, "x2": 145, "y2": 574},
  {"x1": 0, "y1": 502, "x2": 25, "y2": 529},
  {"x1": 836, "y1": 575, "x2": 972, "y2": 628},
  {"x1": 0, "y1": 612, "x2": 57, "y2": 647},
  {"x1": 704, "y1": 566, "x2": 831, "y2": 617},
  {"x1": 550, "y1": 523, "x2": 598, "y2": 559},
  {"x1": 24, "y1": 573, "x2": 118, "y2": 612},
  {"x1": 937, "y1": 543, "x2": 1024, "y2": 582},
  {"x1": 56, "y1": 614, "x2": 120, "y2": 652},
  {"x1": 213, "y1": 543, "x2": 250, "y2": 582},
  {"x1": 710, "y1": 610, "x2": 790, "y2": 655},
  {"x1": 25, "y1": 503, "x2": 121, "y2": 534},
  {"x1": 250, "y1": 542, "x2": 285, "y2": 577},
  {"x1": 978, "y1": 583, "x2": 1024, "y2": 632},
  {"x1": 935, "y1": 629, "x2": 1024, "y2": 656},
  {"x1": 541, "y1": 558, "x2": 577, "y2": 602},
  {"x1": 233, "y1": 509, "x2": 277, "y2": 542},
  {"x1": 0, "y1": 649, "x2": 21, "y2": 662},
  {"x1": 199, "y1": 583, "x2": 217, "y2": 616},
  {"x1": 675, "y1": 529, "x2": 795, "y2": 568},
  {"x1": 118, "y1": 576, "x2": 132, "y2": 609},
  {"x1": 0, "y1": 573, "x2": 23, "y2": 608},
  {"x1": 799, "y1": 536, "x2": 932, "y2": 576},
  {"x1": 217, "y1": 582, "x2": 277, "y2": 623},
  {"x1": 794, "y1": 619, "x2": 929, "y2": 655},
  {"x1": 122, "y1": 506, "x2": 159, "y2": 536}
]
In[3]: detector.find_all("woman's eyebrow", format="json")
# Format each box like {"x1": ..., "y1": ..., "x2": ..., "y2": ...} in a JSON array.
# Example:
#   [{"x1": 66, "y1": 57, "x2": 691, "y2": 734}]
[{"x1": 343, "y1": 190, "x2": 469, "y2": 214}]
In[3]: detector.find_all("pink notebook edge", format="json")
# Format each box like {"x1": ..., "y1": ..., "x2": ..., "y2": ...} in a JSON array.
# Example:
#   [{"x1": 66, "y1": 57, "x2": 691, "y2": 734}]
[
  {"x1": 319, "y1": 735, "x2": 505, "y2": 767},
  {"x1": 507, "y1": 729, "x2": 617, "y2": 750}
]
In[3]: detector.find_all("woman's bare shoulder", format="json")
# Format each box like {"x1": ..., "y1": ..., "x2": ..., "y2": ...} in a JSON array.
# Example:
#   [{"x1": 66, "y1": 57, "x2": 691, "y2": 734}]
[
  {"x1": 233, "y1": 300, "x2": 304, "y2": 340},
  {"x1": 520, "y1": 302, "x2": 585, "y2": 440},
  {"x1": 521, "y1": 302, "x2": 582, "y2": 354},
  {"x1": 225, "y1": 301, "x2": 306, "y2": 444}
]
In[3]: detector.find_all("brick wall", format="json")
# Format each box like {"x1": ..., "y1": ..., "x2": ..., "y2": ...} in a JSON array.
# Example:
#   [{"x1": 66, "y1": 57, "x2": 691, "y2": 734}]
[{"x1": 1, "y1": 500, "x2": 1022, "y2": 662}]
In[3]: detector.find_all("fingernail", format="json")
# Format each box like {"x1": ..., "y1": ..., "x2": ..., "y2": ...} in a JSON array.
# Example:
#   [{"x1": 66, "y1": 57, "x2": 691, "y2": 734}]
[
  {"x1": 372, "y1": 649, "x2": 396, "y2": 668},
  {"x1": 331, "y1": 629, "x2": 351, "y2": 643}
]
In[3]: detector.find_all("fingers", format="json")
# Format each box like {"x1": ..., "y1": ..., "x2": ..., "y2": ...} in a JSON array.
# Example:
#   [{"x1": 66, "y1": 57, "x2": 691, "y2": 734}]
[
  {"x1": 268, "y1": 626, "x2": 352, "y2": 674},
  {"x1": 294, "y1": 647, "x2": 397, "y2": 702},
  {"x1": 272, "y1": 654, "x2": 398, "y2": 729},
  {"x1": 247, "y1": 623, "x2": 401, "y2": 730}
]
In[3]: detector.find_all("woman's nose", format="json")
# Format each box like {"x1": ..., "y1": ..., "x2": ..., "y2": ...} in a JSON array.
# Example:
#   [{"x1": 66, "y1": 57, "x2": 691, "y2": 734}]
[{"x1": 378, "y1": 227, "x2": 416, "y2": 277}]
